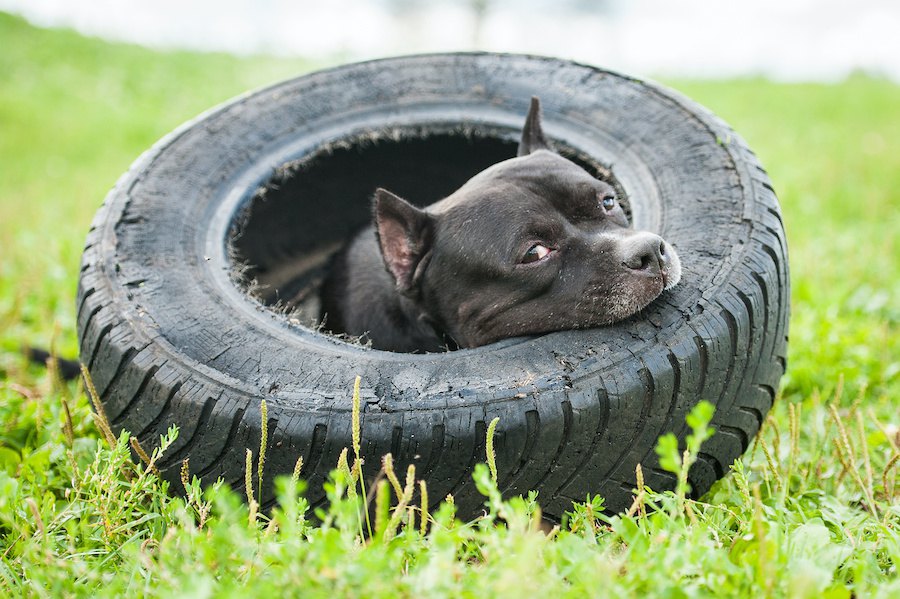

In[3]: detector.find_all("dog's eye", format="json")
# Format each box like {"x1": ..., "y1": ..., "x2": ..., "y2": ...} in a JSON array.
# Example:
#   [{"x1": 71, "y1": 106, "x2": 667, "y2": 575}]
[
  {"x1": 601, "y1": 193, "x2": 617, "y2": 211},
  {"x1": 521, "y1": 243, "x2": 551, "y2": 264}
]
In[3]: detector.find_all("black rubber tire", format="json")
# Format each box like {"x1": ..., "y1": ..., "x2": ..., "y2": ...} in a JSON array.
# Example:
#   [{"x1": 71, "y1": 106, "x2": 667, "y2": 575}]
[{"x1": 77, "y1": 53, "x2": 789, "y2": 519}]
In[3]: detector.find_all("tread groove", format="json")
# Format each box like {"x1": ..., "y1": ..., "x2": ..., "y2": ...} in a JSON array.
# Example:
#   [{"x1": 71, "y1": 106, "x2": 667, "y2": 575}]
[
  {"x1": 760, "y1": 243, "x2": 782, "y2": 273},
  {"x1": 598, "y1": 369, "x2": 655, "y2": 485},
  {"x1": 717, "y1": 424, "x2": 749, "y2": 452},
  {"x1": 688, "y1": 453, "x2": 723, "y2": 498},
  {"x1": 738, "y1": 405, "x2": 764, "y2": 429},
  {"x1": 97, "y1": 346, "x2": 138, "y2": 399},
  {"x1": 76, "y1": 287, "x2": 97, "y2": 321},
  {"x1": 693, "y1": 336, "x2": 708, "y2": 396},
  {"x1": 136, "y1": 382, "x2": 183, "y2": 441},
  {"x1": 444, "y1": 419, "x2": 487, "y2": 500},
  {"x1": 775, "y1": 356, "x2": 786, "y2": 375},
  {"x1": 197, "y1": 406, "x2": 247, "y2": 478},
  {"x1": 555, "y1": 386, "x2": 610, "y2": 495},
  {"x1": 158, "y1": 395, "x2": 219, "y2": 469},
  {"x1": 720, "y1": 308, "x2": 739, "y2": 361},
  {"x1": 697, "y1": 451, "x2": 724, "y2": 479},
  {"x1": 390, "y1": 426, "x2": 402, "y2": 460},
  {"x1": 736, "y1": 290, "x2": 755, "y2": 333},
  {"x1": 757, "y1": 384, "x2": 776, "y2": 410},
  {"x1": 86, "y1": 323, "x2": 114, "y2": 371},
  {"x1": 110, "y1": 363, "x2": 161, "y2": 427},
  {"x1": 304, "y1": 423, "x2": 329, "y2": 481},
  {"x1": 418, "y1": 424, "x2": 445, "y2": 481},
  {"x1": 534, "y1": 401, "x2": 574, "y2": 492},
  {"x1": 661, "y1": 352, "x2": 682, "y2": 433},
  {"x1": 750, "y1": 271, "x2": 770, "y2": 334},
  {"x1": 519, "y1": 410, "x2": 540, "y2": 469},
  {"x1": 501, "y1": 409, "x2": 541, "y2": 492},
  {"x1": 79, "y1": 303, "x2": 103, "y2": 342}
]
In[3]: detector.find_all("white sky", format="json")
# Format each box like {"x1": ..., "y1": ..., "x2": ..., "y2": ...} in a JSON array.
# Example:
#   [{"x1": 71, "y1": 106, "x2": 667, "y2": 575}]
[{"x1": 3, "y1": 0, "x2": 900, "y2": 81}]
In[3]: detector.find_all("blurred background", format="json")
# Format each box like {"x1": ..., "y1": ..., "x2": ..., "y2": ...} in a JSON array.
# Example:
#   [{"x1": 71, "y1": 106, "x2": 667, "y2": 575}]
[
  {"x1": 3, "y1": 0, "x2": 900, "y2": 82},
  {"x1": 1, "y1": 1, "x2": 898, "y2": 401}
]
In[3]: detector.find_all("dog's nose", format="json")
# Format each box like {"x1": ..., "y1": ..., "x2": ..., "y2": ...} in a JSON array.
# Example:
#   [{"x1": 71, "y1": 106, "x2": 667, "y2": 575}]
[{"x1": 623, "y1": 232, "x2": 669, "y2": 275}]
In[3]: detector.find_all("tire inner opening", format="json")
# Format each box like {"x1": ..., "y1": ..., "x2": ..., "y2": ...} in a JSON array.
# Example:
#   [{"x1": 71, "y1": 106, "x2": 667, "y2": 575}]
[{"x1": 228, "y1": 127, "x2": 627, "y2": 350}]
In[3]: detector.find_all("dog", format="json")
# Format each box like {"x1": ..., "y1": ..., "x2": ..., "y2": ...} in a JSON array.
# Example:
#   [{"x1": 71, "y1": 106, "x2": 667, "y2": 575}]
[{"x1": 320, "y1": 97, "x2": 681, "y2": 353}]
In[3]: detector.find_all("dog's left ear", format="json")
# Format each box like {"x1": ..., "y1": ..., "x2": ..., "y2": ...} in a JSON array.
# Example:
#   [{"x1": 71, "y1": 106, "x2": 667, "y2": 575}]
[
  {"x1": 517, "y1": 96, "x2": 552, "y2": 157},
  {"x1": 374, "y1": 188, "x2": 435, "y2": 296}
]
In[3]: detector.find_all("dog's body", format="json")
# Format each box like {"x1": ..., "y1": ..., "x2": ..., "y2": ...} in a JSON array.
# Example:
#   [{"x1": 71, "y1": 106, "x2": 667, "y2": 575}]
[{"x1": 320, "y1": 98, "x2": 681, "y2": 352}]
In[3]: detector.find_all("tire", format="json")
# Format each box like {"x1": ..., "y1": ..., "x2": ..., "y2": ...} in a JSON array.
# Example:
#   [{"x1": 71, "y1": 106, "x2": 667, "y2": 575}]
[{"x1": 77, "y1": 53, "x2": 789, "y2": 519}]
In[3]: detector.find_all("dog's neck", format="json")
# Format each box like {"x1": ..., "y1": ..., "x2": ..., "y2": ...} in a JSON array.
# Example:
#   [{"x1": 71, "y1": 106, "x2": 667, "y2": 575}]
[
  {"x1": 380, "y1": 291, "x2": 456, "y2": 353},
  {"x1": 320, "y1": 228, "x2": 456, "y2": 353}
]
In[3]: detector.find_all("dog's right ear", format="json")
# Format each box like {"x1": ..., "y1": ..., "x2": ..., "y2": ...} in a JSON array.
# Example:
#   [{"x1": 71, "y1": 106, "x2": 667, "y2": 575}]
[
  {"x1": 374, "y1": 188, "x2": 435, "y2": 296},
  {"x1": 517, "y1": 96, "x2": 552, "y2": 157}
]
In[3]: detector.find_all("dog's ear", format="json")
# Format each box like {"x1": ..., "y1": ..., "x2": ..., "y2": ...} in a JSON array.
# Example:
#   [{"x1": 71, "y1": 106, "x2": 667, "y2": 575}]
[
  {"x1": 374, "y1": 188, "x2": 435, "y2": 295},
  {"x1": 517, "y1": 96, "x2": 552, "y2": 157}
]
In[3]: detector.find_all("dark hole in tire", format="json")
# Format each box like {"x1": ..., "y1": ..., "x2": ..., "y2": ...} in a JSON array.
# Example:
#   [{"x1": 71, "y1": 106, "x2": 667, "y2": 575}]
[{"x1": 228, "y1": 127, "x2": 626, "y2": 349}]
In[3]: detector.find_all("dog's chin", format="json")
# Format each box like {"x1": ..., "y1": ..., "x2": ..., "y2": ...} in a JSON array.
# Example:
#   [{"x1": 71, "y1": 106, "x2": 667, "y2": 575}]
[
  {"x1": 596, "y1": 277, "x2": 677, "y2": 325},
  {"x1": 662, "y1": 249, "x2": 682, "y2": 291}
]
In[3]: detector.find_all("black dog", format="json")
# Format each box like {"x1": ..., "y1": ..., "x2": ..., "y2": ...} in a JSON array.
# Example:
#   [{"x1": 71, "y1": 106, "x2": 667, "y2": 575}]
[{"x1": 320, "y1": 98, "x2": 681, "y2": 352}]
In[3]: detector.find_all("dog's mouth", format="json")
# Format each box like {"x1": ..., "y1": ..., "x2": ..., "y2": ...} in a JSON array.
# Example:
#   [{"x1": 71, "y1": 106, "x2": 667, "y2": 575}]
[{"x1": 662, "y1": 247, "x2": 682, "y2": 291}]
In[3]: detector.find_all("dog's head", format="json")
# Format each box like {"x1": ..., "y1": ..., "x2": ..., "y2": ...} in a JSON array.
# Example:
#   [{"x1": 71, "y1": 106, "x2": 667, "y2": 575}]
[{"x1": 373, "y1": 97, "x2": 681, "y2": 347}]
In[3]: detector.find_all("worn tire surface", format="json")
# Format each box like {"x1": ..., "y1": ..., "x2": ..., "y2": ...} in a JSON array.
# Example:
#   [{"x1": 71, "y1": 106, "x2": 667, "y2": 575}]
[{"x1": 77, "y1": 54, "x2": 789, "y2": 519}]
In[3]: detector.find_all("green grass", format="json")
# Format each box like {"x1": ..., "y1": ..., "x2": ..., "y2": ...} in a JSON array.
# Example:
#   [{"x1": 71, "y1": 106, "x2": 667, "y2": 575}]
[{"x1": 1, "y1": 11, "x2": 898, "y2": 597}]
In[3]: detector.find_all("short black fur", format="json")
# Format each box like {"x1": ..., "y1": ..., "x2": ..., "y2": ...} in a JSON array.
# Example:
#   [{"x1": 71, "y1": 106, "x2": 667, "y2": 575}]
[{"x1": 320, "y1": 97, "x2": 682, "y2": 352}]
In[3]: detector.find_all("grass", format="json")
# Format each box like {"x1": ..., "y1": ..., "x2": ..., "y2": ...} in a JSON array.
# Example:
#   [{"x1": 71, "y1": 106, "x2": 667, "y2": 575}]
[{"x1": 1, "y1": 11, "x2": 898, "y2": 597}]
